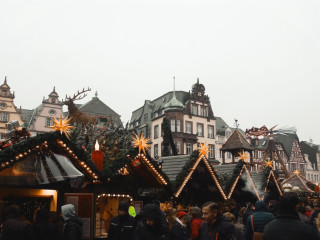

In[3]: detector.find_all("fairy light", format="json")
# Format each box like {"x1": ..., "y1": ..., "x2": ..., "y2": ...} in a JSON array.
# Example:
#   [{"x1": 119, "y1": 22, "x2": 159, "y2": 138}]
[
  {"x1": 97, "y1": 193, "x2": 133, "y2": 201},
  {"x1": 244, "y1": 166, "x2": 261, "y2": 200}
]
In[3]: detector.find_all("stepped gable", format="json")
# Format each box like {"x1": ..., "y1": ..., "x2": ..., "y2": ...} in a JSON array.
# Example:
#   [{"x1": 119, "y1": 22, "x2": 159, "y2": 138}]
[
  {"x1": 221, "y1": 129, "x2": 253, "y2": 151},
  {"x1": 161, "y1": 155, "x2": 190, "y2": 181}
]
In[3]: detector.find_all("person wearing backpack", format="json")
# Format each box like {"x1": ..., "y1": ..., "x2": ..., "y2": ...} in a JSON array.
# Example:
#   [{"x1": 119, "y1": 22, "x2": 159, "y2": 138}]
[{"x1": 244, "y1": 201, "x2": 274, "y2": 240}]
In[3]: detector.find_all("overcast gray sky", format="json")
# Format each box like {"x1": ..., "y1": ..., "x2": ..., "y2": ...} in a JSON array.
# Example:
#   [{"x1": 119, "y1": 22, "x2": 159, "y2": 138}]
[{"x1": 1, "y1": 0, "x2": 319, "y2": 144}]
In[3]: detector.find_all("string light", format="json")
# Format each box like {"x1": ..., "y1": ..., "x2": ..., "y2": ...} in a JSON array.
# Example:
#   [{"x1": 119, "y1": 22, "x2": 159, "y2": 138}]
[{"x1": 97, "y1": 193, "x2": 133, "y2": 201}]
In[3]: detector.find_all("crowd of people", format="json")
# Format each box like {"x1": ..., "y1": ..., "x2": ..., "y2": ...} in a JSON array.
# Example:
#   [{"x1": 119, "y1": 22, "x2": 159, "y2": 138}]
[
  {"x1": 2, "y1": 193, "x2": 320, "y2": 240},
  {"x1": 107, "y1": 193, "x2": 320, "y2": 240}
]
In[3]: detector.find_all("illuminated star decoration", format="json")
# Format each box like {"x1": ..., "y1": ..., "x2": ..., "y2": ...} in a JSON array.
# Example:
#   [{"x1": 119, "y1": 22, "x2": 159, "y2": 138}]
[
  {"x1": 131, "y1": 133, "x2": 151, "y2": 155},
  {"x1": 265, "y1": 160, "x2": 273, "y2": 169},
  {"x1": 238, "y1": 150, "x2": 249, "y2": 162},
  {"x1": 293, "y1": 169, "x2": 300, "y2": 175},
  {"x1": 198, "y1": 143, "x2": 209, "y2": 158},
  {"x1": 49, "y1": 115, "x2": 74, "y2": 139}
]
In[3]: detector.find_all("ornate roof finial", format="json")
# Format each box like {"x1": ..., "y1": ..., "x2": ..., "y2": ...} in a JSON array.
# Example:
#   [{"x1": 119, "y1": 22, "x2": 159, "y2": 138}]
[
  {"x1": 173, "y1": 76, "x2": 176, "y2": 98},
  {"x1": 53, "y1": 86, "x2": 56, "y2": 92},
  {"x1": 197, "y1": 77, "x2": 199, "y2": 84},
  {"x1": 4, "y1": 76, "x2": 7, "y2": 84},
  {"x1": 234, "y1": 119, "x2": 239, "y2": 129},
  {"x1": 95, "y1": 91, "x2": 98, "y2": 98}
]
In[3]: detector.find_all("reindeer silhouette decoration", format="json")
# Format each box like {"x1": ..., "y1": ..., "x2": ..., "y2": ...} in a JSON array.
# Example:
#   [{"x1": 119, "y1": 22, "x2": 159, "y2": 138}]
[{"x1": 63, "y1": 88, "x2": 96, "y2": 125}]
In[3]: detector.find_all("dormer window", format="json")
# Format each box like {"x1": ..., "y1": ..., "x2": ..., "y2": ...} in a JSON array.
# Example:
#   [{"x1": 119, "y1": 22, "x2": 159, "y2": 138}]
[
  {"x1": 49, "y1": 109, "x2": 56, "y2": 116},
  {"x1": 0, "y1": 103, "x2": 7, "y2": 108}
]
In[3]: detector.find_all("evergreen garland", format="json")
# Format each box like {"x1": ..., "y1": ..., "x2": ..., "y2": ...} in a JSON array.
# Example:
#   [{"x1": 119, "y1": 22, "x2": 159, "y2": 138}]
[
  {"x1": 174, "y1": 150, "x2": 199, "y2": 191},
  {"x1": 222, "y1": 161, "x2": 245, "y2": 194}
]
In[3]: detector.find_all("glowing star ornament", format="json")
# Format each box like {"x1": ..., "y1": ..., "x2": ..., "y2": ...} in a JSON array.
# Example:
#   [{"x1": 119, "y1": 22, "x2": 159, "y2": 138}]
[
  {"x1": 265, "y1": 160, "x2": 273, "y2": 169},
  {"x1": 131, "y1": 133, "x2": 151, "y2": 155},
  {"x1": 198, "y1": 143, "x2": 209, "y2": 158},
  {"x1": 293, "y1": 169, "x2": 300, "y2": 175},
  {"x1": 49, "y1": 115, "x2": 74, "y2": 139},
  {"x1": 238, "y1": 151, "x2": 249, "y2": 162}
]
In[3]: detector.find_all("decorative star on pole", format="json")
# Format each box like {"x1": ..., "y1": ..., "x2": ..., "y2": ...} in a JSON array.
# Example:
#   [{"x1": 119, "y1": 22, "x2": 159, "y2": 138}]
[
  {"x1": 293, "y1": 169, "x2": 300, "y2": 175},
  {"x1": 131, "y1": 133, "x2": 151, "y2": 155},
  {"x1": 238, "y1": 150, "x2": 249, "y2": 162},
  {"x1": 198, "y1": 143, "x2": 209, "y2": 158},
  {"x1": 49, "y1": 115, "x2": 74, "y2": 139}
]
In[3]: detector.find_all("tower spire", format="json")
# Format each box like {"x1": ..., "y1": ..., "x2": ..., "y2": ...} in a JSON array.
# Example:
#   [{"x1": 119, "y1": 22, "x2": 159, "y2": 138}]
[{"x1": 4, "y1": 76, "x2": 7, "y2": 84}]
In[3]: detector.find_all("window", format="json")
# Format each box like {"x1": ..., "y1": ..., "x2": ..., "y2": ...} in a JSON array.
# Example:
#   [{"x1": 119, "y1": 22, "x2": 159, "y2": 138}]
[
  {"x1": 135, "y1": 121, "x2": 139, "y2": 126},
  {"x1": 49, "y1": 109, "x2": 56, "y2": 116},
  {"x1": 2, "y1": 90, "x2": 7, "y2": 96},
  {"x1": 227, "y1": 152, "x2": 232, "y2": 159},
  {"x1": 154, "y1": 112, "x2": 158, "y2": 118},
  {"x1": 220, "y1": 150, "x2": 223, "y2": 159},
  {"x1": 192, "y1": 105, "x2": 198, "y2": 115},
  {"x1": 1, "y1": 112, "x2": 9, "y2": 122},
  {"x1": 308, "y1": 174, "x2": 310, "y2": 180},
  {"x1": 186, "y1": 122, "x2": 192, "y2": 134},
  {"x1": 154, "y1": 125, "x2": 159, "y2": 139},
  {"x1": 208, "y1": 126, "x2": 214, "y2": 138},
  {"x1": 200, "y1": 106, "x2": 208, "y2": 117},
  {"x1": 0, "y1": 134, "x2": 4, "y2": 140},
  {"x1": 186, "y1": 143, "x2": 192, "y2": 155},
  {"x1": 197, "y1": 124, "x2": 203, "y2": 137},
  {"x1": 209, "y1": 145, "x2": 215, "y2": 158},
  {"x1": 46, "y1": 117, "x2": 53, "y2": 126},
  {"x1": 154, "y1": 144, "x2": 158, "y2": 157},
  {"x1": 51, "y1": 98, "x2": 56, "y2": 103},
  {"x1": 254, "y1": 151, "x2": 258, "y2": 158},
  {"x1": 176, "y1": 140, "x2": 181, "y2": 154},
  {"x1": 176, "y1": 120, "x2": 181, "y2": 132},
  {"x1": 171, "y1": 120, "x2": 175, "y2": 132},
  {"x1": 0, "y1": 103, "x2": 6, "y2": 108}
]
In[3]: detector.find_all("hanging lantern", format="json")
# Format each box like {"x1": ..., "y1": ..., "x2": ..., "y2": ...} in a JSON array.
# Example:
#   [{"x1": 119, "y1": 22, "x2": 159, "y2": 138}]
[{"x1": 91, "y1": 140, "x2": 103, "y2": 171}]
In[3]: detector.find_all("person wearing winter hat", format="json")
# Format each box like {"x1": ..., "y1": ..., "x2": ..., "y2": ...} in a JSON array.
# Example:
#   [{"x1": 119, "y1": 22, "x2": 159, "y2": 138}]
[
  {"x1": 61, "y1": 204, "x2": 83, "y2": 240},
  {"x1": 107, "y1": 201, "x2": 135, "y2": 240},
  {"x1": 169, "y1": 211, "x2": 189, "y2": 240},
  {"x1": 132, "y1": 204, "x2": 169, "y2": 240}
]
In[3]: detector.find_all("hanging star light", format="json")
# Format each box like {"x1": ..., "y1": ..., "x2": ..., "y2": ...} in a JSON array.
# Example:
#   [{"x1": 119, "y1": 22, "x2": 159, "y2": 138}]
[
  {"x1": 238, "y1": 150, "x2": 249, "y2": 162},
  {"x1": 265, "y1": 160, "x2": 273, "y2": 169},
  {"x1": 131, "y1": 133, "x2": 151, "y2": 155},
  {"x1": 49, "y1": 115, "x2": 74, "y2": 139},
  {"x1": 293, "y1": 169, "x2": 300, "y2": 175},
  {"x1": 198, "y1": 143, "x2": 209, "y2": 158}
]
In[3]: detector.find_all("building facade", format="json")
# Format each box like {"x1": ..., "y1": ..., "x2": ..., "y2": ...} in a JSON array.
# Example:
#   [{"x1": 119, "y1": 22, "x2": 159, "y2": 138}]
[
  {"x1": 22, "y1": 87, "x2": 64, "y2": 135},
  {"x1": 301, "y1": 140, "x2": 320, "y2": 183},
  {"x1": 130, "y1": 80, "x2": 216, "y2": 159},
  {"x1": 0, "y1": 77, "x2": 24, "y2": 140}
]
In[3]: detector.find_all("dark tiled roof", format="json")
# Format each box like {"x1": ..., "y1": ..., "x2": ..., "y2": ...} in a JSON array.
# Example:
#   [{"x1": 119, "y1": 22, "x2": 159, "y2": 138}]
[
  {"x1": 20, "y1": 109, "x2": 34, "y2": 123},
  {"x1": 79, "y1": 97, "x2": 122, "y2": 127},
  {"x1": 273, "y1": 133, "x2": 297, "y2": 157},
  {"x1": 216, "y1": 117, "x2": 229, "y2": 136},
  {"x1": 301, "y1": 141, "x2": 319, "y2": 169},
  {"x1": 250, "y1": 171, "x2": 265, "y2": 192},
  {"x1": 221, "y1": 130, "x2": 254, "y2": 151},
  {"x1": 282, "y1": 174, "x2": 314, "y2": 192},
  {"x1": 130, "y1": 91, "x2": 189, "y2": 123},
  {"x1": 160, "y1": 155, "x2": 190, "y2": 181}
]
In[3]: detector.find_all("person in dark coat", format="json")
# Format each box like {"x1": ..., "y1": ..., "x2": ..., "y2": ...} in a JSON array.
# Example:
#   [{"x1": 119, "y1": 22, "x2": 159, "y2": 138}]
[
  {"x1": 106, "y1": 201, "x2": 135, "y2": 240},
  {"x1": 152, "y1": 199, "x2": 169, "y2": 231},
  {"x1": 242, "y1": 203, "x2": 254, "y2": 226},
  {"x1": 244, "y1": 201, "x2": 274, "y2": 240},
  {"x1": 223, "y1": 212, "x2": 244, "y2": 240},
  {"x1": 61, "y1": 204, "x2": 83, "y2": 240},
  {"x1": 132, "y1": 204, "x2": 169, "y2": 240},
  {"x1": 170, "y1": 211, "x2": 189, "y2": 240},
  {"x1": 199, "y1": 201, "x2": 235, "y2": 240},
  {"x1": 34, "y1": 208, "x2": 60, "y2": 240},
  {"x1": 0, "y1": 205, "x2": 34, "y2": 240},
  {"x1": 263, "y1": 193, "x2": 319, "y2": 240}
]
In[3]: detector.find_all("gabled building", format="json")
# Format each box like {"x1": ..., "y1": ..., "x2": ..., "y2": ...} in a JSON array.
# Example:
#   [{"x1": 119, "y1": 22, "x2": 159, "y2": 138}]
[
  {"x1": 22, "y1": 87, "x2": 64, "y2": 135},
  {"x1": 301, "y1": 140, "x2": 320, "y2": 183},
  {"x1": 77, "y1": 92, "x2": 122, "y2": 128},
  {"x1": 0, "y1": 77, "x2": 24, "y2": 140},
  {"x1": 130, "y1": 79, "x2": 216, "y2": 159}
]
